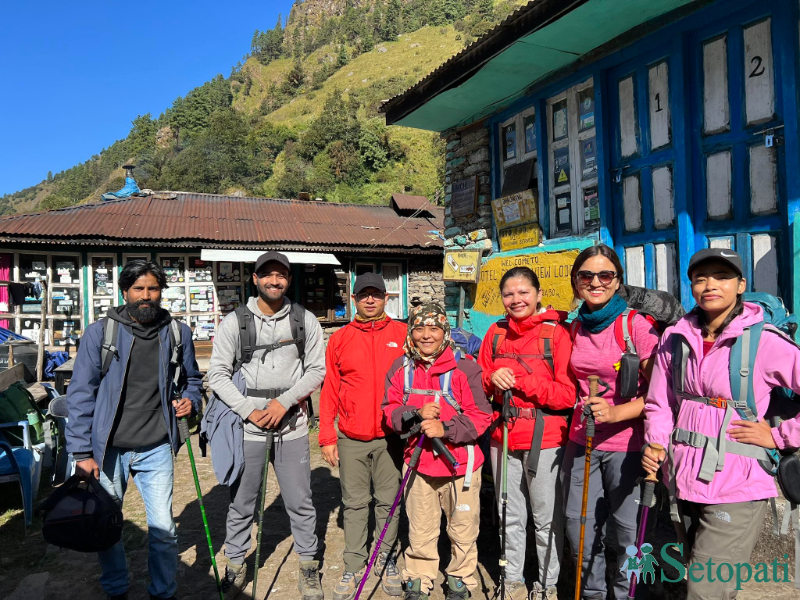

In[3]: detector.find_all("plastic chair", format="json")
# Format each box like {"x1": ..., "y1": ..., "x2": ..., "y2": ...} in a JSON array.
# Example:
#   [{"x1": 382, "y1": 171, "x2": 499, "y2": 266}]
[
  {"x1": 46, "y1": 394, "x2": 71, "y2": 484},
  {"x1": 0, "y1": 422, "x2": 41, "y2": 528}
]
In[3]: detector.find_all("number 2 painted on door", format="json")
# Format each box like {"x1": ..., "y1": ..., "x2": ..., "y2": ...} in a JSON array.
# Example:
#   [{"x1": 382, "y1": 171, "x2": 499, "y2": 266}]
[{"x1": 750, "y1": 55, "x2": 765, "y2": 78}]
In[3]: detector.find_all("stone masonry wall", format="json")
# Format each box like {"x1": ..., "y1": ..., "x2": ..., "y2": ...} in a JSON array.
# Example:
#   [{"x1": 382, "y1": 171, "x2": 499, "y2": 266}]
[
  {"x1": 408, "y1": 256, "x2": 445, "y2": 307},
  {"x1": 442, "y1": 123, "x2": 492, "y2": 329}
]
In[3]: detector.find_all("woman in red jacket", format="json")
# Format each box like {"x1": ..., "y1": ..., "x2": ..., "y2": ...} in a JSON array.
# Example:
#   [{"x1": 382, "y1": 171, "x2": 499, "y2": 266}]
[
  {"x1": 478, "y1": 266, "x2": 576, "y2": 600},
  {"x1": 383, "y1": 303, "x2": 492, "y2": 600}
]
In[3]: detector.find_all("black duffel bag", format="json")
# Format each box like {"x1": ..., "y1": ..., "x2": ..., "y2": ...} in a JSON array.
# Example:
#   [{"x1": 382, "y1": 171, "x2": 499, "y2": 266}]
[{"x1": 35, "y1": 474, "x2": 123, "y2": 552}]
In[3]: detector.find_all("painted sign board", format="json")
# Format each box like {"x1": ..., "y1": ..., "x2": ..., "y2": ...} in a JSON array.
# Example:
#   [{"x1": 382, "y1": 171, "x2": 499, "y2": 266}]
[
  {"x1": 451, "y1": 176, "x2": 478, "y2": 217},
  {"x1": 474, "y1": 248, "x2": 581, "y2": 313},
  {"x1": 498, "y1": 222, "x2": 541, "y2": 251},
  {"x1": 491, "y1": 189, "x2": 537, "y2": 230},
  {"x1": 443, "y1": 250, "x2": 482, "y2": 283}
]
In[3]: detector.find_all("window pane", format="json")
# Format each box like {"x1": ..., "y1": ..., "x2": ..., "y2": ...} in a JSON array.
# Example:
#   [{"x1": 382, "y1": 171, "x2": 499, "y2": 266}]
[
  {"x1": 355, "y1": 264, "x2": 375, "y2": 276},
  {"x1": 552, "y1": 100, "x2": 568, "y2": 141},
  {"x1": 218, "y1": 285, "x2": 243, "y2": 314},
  {"x1": 382, "y1": 265, "x2": 401, "y2": 292},
  {"x1": 162, "y1": 286, "x2": 187, "y2": 314},
  {"x1": 524, "y1": 113, "x2": 536, "y2": 154},
  {"x1": 386, "y1": 294, "x2": 401, "y2": 319},
  {"x1": 189, "y1": 286, "x2": 215, "y2": 313},
  {"x1": 188, "y1": 257, "x2": 214, "y2": 283},
  {"x1": 578, "y1": 88, "x2": 595, "y2": 131},
  {"x1": 582, "y1": 186, "x2": 600, "y2": 232},
  {"x1": 190, "y1": 315, "x2": 216, "y2": 341},
  {"x1": 53, "y1": 318, "x2": 81, "y2": 347},
  {"x1": 161, "y1": 257, "x2": 186, "y2": 284},
  {"x1": 53, "y1": 256, "x2": 79, "y2": 283},
  {"x1": 581, "y1": 136, "x2": 597, "y2": 180},
  {"x1": 19, "y1": 255, "x2": 47, "y2": 281},
  {"x1": 217, "y1": 261, "x2": 241, "y2": 282},
  {"x1": 503, "y1": 123, "x2": 517, "y2": 161},
  {"x1": 51, "y1": 286, "x2": 80, "y2": 316}
]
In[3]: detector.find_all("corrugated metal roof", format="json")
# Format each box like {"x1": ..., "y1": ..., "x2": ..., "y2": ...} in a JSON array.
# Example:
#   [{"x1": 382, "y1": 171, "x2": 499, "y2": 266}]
[
  {"x1": 391, "y1": 193, "x2": 433, "y2": 212},
  {"x1": 0, "y1": 192, "x2": 444, "y2": 253}
]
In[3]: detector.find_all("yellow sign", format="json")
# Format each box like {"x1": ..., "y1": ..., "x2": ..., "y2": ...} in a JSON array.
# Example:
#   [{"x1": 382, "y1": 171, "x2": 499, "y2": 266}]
[
  {"x1": 498, "y1": 222, "x2": 541, "y2": 252},
  {"x1": 474, "y1": 249, "x2": 581, "y2": 313},
  {"x1": 443, "y1": 250, "x2": 481, "y2": 283},
  {"x1": 491, "y1": 189, "x2": 538, "y2": 230}
]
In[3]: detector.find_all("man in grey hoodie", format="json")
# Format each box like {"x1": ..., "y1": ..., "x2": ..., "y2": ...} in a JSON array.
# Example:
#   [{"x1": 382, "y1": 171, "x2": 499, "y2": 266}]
[{"x1": 208, "y1": 251, "x2": 326, "y2": 600}]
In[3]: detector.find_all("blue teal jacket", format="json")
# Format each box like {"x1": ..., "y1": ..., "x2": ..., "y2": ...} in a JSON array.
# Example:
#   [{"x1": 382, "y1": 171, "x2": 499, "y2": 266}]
[{"x1": 66, "y1": 315, "x2": 203, "y2": 465}]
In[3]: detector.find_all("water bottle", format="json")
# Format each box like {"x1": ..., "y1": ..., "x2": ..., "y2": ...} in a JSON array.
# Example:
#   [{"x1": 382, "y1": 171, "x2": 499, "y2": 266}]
[{"x1": 26, "y1": 409, "x2": 43, "y2": 441}]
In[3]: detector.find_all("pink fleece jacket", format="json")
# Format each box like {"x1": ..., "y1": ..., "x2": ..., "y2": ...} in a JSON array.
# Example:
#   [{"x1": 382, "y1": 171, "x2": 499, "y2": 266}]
[{"x1": 644, "y1": 303, "x2": 800, "y2": 504}]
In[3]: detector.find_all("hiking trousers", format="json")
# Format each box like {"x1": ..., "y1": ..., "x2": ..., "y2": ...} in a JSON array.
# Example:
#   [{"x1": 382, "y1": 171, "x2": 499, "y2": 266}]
[
  {"x1": 402, "y1": 466, "x2": 482, "y2": 594},
  {"x1": 224, "y1": 435, "x2": 318, "y2": 563},
  {"x1": 490, "y1": 442, "x2": 564, "y2": 588},
  {"x1": 562, "y1": 441, "x2": 640, "y2": 600},
  {"x1": 680, "y1": 499, "x2": 768, "y2": 600},
  {"x1": 338, "y1": 432, "x2": 402, "y2": 573},
  {"x1": 97, "y1": 441, "x2": 177, "y2": 599}
]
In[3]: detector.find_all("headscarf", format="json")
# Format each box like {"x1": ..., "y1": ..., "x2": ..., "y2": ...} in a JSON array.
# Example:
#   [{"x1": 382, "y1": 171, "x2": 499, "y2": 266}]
[{"x1": 404, "y1": 302, "x2": 452, "y2": 364}]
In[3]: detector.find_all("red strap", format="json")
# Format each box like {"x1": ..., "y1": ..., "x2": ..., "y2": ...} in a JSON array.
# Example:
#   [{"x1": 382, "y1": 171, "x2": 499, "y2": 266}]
[{"x1": 614, "y1": 309, "x2": 638, "y2": 353}]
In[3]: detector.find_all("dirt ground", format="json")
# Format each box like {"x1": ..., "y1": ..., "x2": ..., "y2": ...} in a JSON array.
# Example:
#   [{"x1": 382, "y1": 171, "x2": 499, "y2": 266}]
[{"x1": 2, "y1": 427, "x2": 800, "y2": 600}]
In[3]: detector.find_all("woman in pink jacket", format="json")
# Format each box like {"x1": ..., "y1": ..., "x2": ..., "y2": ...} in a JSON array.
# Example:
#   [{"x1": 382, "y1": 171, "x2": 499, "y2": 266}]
[{"x1": 643, "y1": 248, "x2": 800, "y2": 599}]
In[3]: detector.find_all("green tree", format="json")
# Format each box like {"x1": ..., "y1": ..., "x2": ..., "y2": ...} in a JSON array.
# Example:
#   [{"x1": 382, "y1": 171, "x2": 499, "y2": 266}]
[
  {"x1": 47, "y1": 171, "x2": 53, "y2": 182},
  {"x1": 300, "y1": 89, "x2": 361, "y2": 158},
  {"x1": 282, "y1": 59, "x2": 306, "y2": 95},
  {"x1": 382, "y1": 0, "x2": 401, "y2": 41},
  {"x1": 444, "y1": 0, "x2": 466, "y2": 22},
  {"x1": 477, "y1": 0, "x2": 494, "y2": 20},
  {"x1": 337, "y1": 44, "x2": 349, "y2": 67}
]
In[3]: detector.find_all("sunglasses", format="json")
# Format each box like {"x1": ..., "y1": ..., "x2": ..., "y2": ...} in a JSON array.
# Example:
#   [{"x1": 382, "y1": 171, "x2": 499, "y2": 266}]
[
  {"x1": 576, "y1": 270, "x2": 617, "y2": 285},
  {"x1": 355, "y1": 292, "x2": 385, "y2": 301}
]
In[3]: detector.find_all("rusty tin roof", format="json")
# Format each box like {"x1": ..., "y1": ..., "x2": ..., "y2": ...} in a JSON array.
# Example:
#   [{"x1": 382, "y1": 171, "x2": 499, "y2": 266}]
[{"x1": 0, "y1": 192, "x2": 444, "y2": 254}]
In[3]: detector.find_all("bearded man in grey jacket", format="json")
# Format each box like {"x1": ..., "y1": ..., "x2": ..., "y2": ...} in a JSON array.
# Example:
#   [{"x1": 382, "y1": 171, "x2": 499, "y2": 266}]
[{"x1": 208, "y1": 251, "x2": 326, "y2": 600}]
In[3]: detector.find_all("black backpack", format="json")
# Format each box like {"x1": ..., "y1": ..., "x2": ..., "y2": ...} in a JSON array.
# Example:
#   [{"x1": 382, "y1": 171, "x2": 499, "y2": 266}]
[{"x1": 35, "y1": 474, "x2": 123, "y2": 552}]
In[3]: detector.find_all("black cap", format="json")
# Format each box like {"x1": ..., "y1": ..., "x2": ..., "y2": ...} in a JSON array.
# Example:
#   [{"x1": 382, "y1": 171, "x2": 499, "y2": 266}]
[
  {"x1": 687, "y1": 248, "x2": 743, "y2": 278},
  {"x1": 353, "y1": 273, "x2": 386, "y2": 295},
  {"x1": 254, "y1": 251, "x2": 291, "y2": 274}
]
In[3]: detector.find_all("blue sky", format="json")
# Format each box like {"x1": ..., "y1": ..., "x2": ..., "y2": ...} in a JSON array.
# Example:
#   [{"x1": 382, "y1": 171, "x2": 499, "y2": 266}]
[{"x1": 0, "y1": 0, "x2": 294, "y2": 196}]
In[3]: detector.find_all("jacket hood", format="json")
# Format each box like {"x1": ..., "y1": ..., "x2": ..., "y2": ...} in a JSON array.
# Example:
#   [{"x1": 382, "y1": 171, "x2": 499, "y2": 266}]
[
  {"x1": 669, "y1": 301, "x2": 764, "y2": 356},
  {"x1": 107, "y1": 305, "x2": 171, "y2": 339},
  {"x1": 246, "y1": 295, "x2": 291, "y2": 321},
  {"x1": 508, "y1": 308, "x2": 568, "y2": 335},
  {"x1": 350, "y1": 315, "x2": 395, "y2": 332}
]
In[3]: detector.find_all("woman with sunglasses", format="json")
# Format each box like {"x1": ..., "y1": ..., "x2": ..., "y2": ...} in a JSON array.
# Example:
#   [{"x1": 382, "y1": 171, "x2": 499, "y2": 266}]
[
  {"x1": 477, "y1": 266, "x2": 576, "y2": 600},
  {"x1": 562, "y1": 244, "x2": 660, "y2": 600},
  {"x1": 642, "y1": 248, "x2": 800, "y2": 600}
]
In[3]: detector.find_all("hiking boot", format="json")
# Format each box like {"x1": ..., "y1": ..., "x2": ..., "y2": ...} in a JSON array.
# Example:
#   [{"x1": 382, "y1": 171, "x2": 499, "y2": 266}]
[
  {"x1": 403, "y1": 579, "x2": 428, "y2": 600},
  {"x1": 445, "y1": 575, "x2": 469, "y2": 600},
  {"x1": 503, "y1": 580, "x2": 527, "y2": 600},
  {"x1": 531, "y1": 582, "x2": 557, "y2": 600},
  {"x1": 298, "y1": 559, "x2": 324, "y2": 600},
  {"x1": 333, "y1": 567, "x2": 365, "y2": 600},
  {"x1": 221, "y1": 562, "x2": 247, "y2": 599},
  {"x1": 375, "y1": 552, "x2": 403, "y2": 596}
]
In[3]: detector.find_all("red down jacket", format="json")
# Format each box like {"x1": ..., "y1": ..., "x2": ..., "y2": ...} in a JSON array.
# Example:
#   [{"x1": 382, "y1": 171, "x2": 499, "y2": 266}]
[
  {"x1": 478, "y1": 310, "x2": 576, "y2": 452},
  {"x1": 319, "y1": 316, "x2": 407, "y2": 446},
  {"x1": 382, "y1": 347, "x2": 492, "y2": 478}
]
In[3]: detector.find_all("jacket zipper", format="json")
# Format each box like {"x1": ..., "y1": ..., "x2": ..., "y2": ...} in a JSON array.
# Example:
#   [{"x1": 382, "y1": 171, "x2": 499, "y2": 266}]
[{"x1": 100, "y1": 335, "x2": 135, "y2": 469}]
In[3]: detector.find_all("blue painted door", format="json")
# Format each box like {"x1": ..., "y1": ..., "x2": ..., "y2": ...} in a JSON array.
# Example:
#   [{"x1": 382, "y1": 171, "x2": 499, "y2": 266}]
[
  {"x1": 689, "y1": 3, "x2": 786, "y2": 300},
  {"x1": 607, "y1": 47, "x2": 683, "y2": 300}
]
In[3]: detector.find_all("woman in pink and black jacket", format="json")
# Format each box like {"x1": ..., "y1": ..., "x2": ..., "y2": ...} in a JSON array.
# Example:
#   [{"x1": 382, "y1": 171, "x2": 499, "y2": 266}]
[{"x1": 643, "y1": 248, "x2": 800, "y2": 600}]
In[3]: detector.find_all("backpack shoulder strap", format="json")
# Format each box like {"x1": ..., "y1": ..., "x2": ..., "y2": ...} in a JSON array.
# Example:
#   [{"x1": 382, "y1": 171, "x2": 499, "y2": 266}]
[
  {"x1": 492, "y1": 319, "x2": 509, "y2": 356},
  {"x1": 290, "y1": 302, "x2": 306, "y2": 362},
  {"x1": 671, "y1": 333, "x2": 690, "y2": 401},
  {"x1": 234, "y1": 306, "x2": 255, "y2": 371},
  {"x1": 729, "y1": 321, "x2": 764, "y2": 422},
  {"x1": 538, "y1": 320, "x2": 557, "y2": 379},
  {"x1": 438, "y1": 368, "x2": 462, "y2": 412},
  {"x1": 569, "y1": 318, "x2": 580, "y2": 340},
  {"x1": 615, "y1": 308, "x2": 636, "y2": 355},
  {"x1": 100, "y1": 317, "x2": 119, "y2": 377},
  {"x1": 402, "y1": 356, "x2": 414, "y2": 405},
  {"x1": 168, "y1": 319, "x2": 182, "y2": 392}
]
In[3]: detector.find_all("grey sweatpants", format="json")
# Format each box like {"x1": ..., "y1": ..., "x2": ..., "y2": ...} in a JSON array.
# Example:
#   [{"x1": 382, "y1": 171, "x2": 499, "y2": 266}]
[
  {"x1": 224, "y1": 436, "x2": 318, "y2": 562},
  {"x1": 490, "y1": 441, "x2": 564, "y2": 588},
  {"x1": 562, "y1": 441, "x2": 641, "y2": 600}
]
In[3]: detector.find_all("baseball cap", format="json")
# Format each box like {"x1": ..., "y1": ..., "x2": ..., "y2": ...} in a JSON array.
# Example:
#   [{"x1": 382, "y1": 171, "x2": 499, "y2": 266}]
[
  {"x1": 687, "y1": 248, "x2": 743, "y2": 278},
  {"x1": 353, "y1": 272, "x2": 386, "y2": 295},
  {"x1": 254, "y1": 251, "x2": 291, "y2": 274}
]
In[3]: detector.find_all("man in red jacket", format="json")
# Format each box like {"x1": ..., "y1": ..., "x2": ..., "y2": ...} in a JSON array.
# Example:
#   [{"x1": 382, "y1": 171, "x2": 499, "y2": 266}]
[{"x1": 320, "y1": 273, "x2": 407, "y2": 600}]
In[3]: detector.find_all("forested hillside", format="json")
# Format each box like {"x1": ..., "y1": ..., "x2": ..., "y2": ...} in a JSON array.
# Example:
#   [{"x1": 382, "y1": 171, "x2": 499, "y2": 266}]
[{"x1": 1, "y1": 0, "x2": 526, "y2": 214}]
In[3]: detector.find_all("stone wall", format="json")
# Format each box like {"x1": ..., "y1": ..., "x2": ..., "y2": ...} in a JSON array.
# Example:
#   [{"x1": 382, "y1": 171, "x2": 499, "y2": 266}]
[
  {"x1": 408, "y1": 256, "x2": 445, "y2": 307},
  {"x1": 442, "y1": 122, "x2": 492, "y2": 329}
]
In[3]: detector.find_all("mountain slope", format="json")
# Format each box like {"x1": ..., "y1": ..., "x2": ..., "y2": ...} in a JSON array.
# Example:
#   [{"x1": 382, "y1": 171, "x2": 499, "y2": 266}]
[{"x1": 1, "y1": 0, "x2": 527, "y2": 213}]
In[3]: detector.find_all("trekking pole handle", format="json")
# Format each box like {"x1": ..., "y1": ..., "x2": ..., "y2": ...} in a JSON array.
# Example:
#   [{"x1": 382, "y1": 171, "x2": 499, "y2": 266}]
[
  {"x1": 586, "y1": 376, "x2": 600, "y2": 438},
  {"x1": 432, "y1": 437, "x2": 459, "y2": 469},
  {"x1": 179, "y1": 417, "x2": 190, "y2": 444}
]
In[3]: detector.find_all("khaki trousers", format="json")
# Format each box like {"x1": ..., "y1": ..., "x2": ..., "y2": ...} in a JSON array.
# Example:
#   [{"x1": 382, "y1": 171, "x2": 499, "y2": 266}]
[{"x1": 402, "y1": 465, "x2": 482, "y2": 594}]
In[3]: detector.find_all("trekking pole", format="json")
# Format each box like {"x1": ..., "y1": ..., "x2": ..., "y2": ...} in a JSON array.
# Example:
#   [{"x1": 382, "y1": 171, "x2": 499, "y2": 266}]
[
  {"x1": 627, "y1": 443, "x2": 662, "y2": 600},
  {"x1": 253, "y1": 430, "x2": 276, "y2": 600},
  {"x1": 575, "y1": 375, "x2": 600, "y2": 600},
  {"x1": 498, "y1": 390, "x2": 512, "y2": 600},
  {"x1": 179, "y1": 418, "x2": 224, "y2": 600},
  {"x1": 353, "y1": 414, "x2": 459, "y2": 600}
]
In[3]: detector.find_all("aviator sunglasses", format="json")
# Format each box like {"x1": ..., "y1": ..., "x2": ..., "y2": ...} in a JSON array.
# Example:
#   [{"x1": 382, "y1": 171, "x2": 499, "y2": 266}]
[{"x1": 576, "y1": 270, "x2": 617, "y2": 285}]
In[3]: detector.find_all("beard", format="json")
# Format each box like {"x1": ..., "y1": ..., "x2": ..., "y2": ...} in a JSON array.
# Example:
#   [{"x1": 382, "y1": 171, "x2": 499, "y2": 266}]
[
  {"x1": 127, "y1": 298, "x2": 162, "y2": 323},
  {"x1": 257, "y1": 282, "x2": 287, "y2": 304}
]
